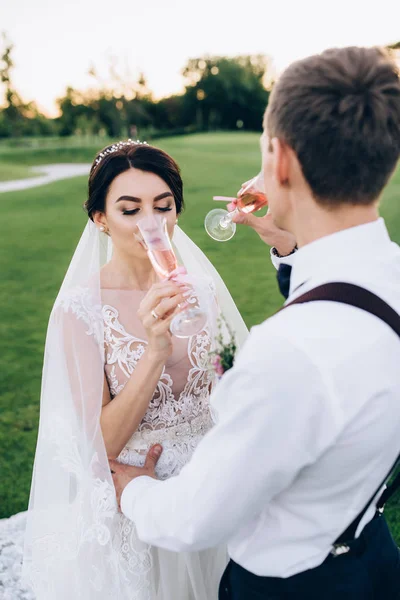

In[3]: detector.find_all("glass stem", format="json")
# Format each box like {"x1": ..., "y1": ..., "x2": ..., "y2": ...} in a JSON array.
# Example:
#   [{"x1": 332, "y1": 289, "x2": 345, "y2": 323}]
[{"x1": 219, "y1": 208, "x2": 239, "y2": 229}]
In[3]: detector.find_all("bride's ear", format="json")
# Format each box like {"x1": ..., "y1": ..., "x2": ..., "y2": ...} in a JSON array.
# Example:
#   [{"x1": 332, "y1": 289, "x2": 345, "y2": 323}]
[{"x1": 93, "y1": 211, "x2": 108, "y2": 233}]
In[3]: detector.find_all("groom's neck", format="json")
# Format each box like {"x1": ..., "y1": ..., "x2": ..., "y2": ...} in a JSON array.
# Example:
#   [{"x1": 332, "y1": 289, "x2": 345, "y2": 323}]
[{"x1": 291, "y1": 199, "x2": 380, "y2": 249}]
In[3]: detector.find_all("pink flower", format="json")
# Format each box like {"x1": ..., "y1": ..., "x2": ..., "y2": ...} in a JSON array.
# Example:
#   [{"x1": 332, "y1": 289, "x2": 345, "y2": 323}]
[{"x1": 213, "y1": 355, "x2": 224, "y2": 376}]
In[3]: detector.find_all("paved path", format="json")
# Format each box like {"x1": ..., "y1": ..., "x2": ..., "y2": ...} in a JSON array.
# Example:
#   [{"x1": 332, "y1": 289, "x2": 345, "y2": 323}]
[{"x1": 0, "y1": 163, "x2": 91, "y2": 193}]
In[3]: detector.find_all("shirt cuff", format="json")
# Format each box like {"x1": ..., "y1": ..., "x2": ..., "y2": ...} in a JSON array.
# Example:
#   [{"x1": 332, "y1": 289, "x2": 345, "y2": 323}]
[
  {"x1": 270, "y1": 247, "x2": 297, "y2": 270},
  {"x1": 121, "y1": 476, "x2": 161, "y2": 522}
]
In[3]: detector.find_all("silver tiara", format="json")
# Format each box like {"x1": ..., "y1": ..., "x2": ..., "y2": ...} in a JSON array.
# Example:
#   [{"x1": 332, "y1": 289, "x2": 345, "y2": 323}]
[{"x1": 93, "y1": 139, "x2": 148, "y2": 169}]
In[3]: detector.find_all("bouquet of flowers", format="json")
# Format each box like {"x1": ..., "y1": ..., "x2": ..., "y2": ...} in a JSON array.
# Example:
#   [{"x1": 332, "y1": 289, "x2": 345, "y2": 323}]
[{"x1": 209, "y1": 313, "x2": 237, "y2": 378}]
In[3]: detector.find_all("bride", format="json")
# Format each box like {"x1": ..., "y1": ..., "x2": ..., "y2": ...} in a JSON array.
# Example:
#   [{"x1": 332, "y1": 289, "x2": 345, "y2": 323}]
[{"x1": 22, "y1": 140, "x2": 248, "y2": 599}]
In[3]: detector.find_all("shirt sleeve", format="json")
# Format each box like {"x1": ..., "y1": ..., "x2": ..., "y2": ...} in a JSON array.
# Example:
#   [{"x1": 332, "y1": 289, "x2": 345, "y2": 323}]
[{"x1": 121, "y1": 321, "x2": 343, "y2": 552}]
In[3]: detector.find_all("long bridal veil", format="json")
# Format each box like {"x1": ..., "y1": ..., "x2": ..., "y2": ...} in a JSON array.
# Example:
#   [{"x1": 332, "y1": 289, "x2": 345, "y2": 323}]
[{"x1": 23, "y1": 221, "x2": 247, "y2": 599}]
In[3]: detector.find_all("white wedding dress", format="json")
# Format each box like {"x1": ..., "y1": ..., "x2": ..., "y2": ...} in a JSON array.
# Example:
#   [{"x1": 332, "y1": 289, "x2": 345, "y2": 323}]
[
  {"x1": 6, "y1": 222, "x2": 247, "y2": 599},
  {"x1": 0, "y1": 287, "x2": 227, "y2": 600},
  {"x1": 100, "y1": 287, "x2": 228, "y2": 599}
]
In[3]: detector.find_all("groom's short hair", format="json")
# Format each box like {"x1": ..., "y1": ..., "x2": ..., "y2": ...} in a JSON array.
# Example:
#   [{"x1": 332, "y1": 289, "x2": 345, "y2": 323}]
[{"x1": 265, "y1": 46, "x2": 400, "y2": 206}]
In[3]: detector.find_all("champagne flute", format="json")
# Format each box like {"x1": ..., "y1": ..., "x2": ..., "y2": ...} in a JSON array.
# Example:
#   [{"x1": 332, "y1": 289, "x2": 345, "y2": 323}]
[
  {"x1": 204, "y1": 172, "x2": 267, "y2": 241},
  {"x1": 137, "y1": 214, "x2": 207, "y2": 338}
]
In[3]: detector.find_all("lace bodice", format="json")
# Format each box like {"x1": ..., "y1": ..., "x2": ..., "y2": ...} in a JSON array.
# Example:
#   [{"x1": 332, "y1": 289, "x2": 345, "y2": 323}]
[
  {"x1": 102, "y1": 289, "x2": 214, "y2": 435},
  {"x1": 58, "y1": 286, "x2": 216, "y2": 480},
  {"x1": 102, "y1": 289, "x2": 217, "y2": 480}
]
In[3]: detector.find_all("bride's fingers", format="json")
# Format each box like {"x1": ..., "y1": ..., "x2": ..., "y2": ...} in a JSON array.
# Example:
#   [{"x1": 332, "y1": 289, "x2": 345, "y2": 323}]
[
  {"x1": 154, "y1": 294, "x2": 186, "y2": 318},
  {"x1": 168, "y1": 266, "x2": 187, "y2": 279},
  {"x1": 151, "y1": 303, "x2": 188, "y2": 335},
  {"x1": 138, "y1": 284, "x2": 183, "y2": 320},
  {"x1": 148, "y1": 284, "x2": 182, "y2": 303},
  {"x1": 145, "y1": 281, "x2": 183, "y2": 295},
  {"x1": 141, "y1": 295, "x2": 185, "y2": 329}
]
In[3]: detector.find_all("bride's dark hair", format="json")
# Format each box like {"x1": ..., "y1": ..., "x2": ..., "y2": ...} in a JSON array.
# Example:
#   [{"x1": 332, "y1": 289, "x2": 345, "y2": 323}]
[{"x1": 84, "y1": 142, "x2": 184, "y2": 219}]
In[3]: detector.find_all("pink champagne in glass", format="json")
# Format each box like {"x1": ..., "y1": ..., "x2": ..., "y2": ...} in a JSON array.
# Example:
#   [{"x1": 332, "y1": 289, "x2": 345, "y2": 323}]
[
  {"x1": 205, "y1": 172, "x2": 267, "y2": 241},
  {"x1": 235, "y1": 190, "x2": 267, "y2": 214},
  {"x1": 148, "y1": 248, "x2": 178, "y2": 279},
  {"x1": 137, "y1": 214, "x2": 207, "y2": 338}
]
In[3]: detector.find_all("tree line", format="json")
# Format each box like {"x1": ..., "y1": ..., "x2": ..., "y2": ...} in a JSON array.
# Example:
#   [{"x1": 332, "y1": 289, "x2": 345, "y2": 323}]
[
  {"x1": 2, "y1": 35, "x2": 398, "y2": 140},
  {"x1": 0, "y1": 33, "x2": 272, "y2": 139}
]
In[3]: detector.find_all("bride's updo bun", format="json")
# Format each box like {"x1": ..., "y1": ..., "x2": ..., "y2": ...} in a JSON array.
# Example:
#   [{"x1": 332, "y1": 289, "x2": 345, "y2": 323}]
[{"x1": 84, "y1": 141, "x2": 184, "y2": 219}]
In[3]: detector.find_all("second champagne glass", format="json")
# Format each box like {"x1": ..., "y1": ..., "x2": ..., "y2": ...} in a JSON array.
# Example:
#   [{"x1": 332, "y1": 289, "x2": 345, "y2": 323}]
[
  {"x1": 205, "y1": 172, "x2": 267, "y2": 241},
  {"x1": 137, "y1": 214, "x2": 207, "y2": 338}
]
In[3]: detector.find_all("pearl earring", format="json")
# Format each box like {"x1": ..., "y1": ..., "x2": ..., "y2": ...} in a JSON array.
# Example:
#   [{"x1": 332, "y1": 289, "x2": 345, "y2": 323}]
[{"x1": 99, "y1": 226, "x2": 105, "y2": 232}]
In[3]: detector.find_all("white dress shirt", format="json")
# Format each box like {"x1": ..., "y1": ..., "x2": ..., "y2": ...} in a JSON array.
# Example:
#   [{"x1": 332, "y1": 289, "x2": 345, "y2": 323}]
[
  {"x1": 269, "y1": 245, "x2": 297, "y2": 270},
  {"x1": 122, "y1": 218, "x2": 400, "y2": 578}
]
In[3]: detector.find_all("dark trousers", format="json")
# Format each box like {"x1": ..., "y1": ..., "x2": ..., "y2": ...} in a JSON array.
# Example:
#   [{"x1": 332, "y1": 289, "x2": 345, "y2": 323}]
[{"x1": 219, "y1": 515, "x2": 400, "y2": 599}]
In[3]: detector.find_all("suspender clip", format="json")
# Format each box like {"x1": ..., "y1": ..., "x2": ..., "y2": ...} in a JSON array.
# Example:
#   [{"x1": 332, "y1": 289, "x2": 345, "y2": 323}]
[{"x1": 330, "y1": 543, "x2": 350, "y2": 557}]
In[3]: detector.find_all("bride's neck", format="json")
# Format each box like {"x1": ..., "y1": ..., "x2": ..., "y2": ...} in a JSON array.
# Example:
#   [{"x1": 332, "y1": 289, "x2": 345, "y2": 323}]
[{"x1": 106, "y1": 250, "x2": 157, "y2": 291}]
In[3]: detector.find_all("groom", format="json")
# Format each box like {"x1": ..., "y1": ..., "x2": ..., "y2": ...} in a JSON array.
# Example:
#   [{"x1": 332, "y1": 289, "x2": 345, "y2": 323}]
[{"x1": 111, "y1": 46, "x2": 400, "y2": 599}]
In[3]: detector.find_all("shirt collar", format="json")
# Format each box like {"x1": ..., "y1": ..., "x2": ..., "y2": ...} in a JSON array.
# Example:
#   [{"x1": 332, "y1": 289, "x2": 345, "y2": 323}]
[{"x1": 289, "y1": 218, "x2": 392, "y2": 296}]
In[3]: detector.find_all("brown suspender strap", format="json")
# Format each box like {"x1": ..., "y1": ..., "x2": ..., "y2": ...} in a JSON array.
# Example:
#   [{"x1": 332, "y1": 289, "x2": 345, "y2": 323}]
[{"x1": 284, "y1": 282, "x2": 400, "y2": 543}]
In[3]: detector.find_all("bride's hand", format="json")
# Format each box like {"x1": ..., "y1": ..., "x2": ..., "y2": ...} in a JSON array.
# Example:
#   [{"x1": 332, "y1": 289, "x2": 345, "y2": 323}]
[{"x1": 137, "y1": 281, "x2": 187, "y2": 360}]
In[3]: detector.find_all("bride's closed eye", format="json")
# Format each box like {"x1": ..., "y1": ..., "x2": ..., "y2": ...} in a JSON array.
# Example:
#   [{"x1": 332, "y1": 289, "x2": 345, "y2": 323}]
[
  {"x1": 123, "y1": 207, "x2": 173, "y2": 215},
  {"x1": 123, "y1": 208, "x2": 140, "y2": 215}
]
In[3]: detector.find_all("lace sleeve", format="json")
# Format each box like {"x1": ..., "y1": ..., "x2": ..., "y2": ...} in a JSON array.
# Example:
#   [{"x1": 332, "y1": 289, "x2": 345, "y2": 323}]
[
  {"x1": 55, "y1": 287, "x2": 106, "y2": 420},
  {"x1": 23, "y1": 287, "x2": 120, "y2": 597}
]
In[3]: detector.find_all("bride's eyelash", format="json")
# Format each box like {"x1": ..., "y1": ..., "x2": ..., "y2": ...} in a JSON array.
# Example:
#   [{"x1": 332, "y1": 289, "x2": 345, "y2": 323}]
[
  {"x1": 123, "y1": 207, "x2": 173, "y2": 216},
  {"x1": 123, "y1": 209, "x2": 140, "y2": 215}
]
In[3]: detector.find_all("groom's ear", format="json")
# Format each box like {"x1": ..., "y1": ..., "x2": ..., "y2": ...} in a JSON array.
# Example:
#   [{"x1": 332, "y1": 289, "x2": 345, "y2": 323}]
[{"x1": 271, "y1": 137, "x2": 291, "y2": 188}]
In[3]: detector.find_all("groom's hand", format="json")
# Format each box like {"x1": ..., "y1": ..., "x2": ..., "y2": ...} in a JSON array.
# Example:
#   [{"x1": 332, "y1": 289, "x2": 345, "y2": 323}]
[
  {"x1": 227, "y1": 197, "x2": 296, "y2": 256},
  {"x1": 110, "y1": 444, "x2": 163, "y2": 510}
]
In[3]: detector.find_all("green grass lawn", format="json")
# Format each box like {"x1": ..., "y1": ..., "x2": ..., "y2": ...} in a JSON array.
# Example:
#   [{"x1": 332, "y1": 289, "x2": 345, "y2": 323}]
[
  {"x1": 0, "y1": 162, "x2": 43, "y2": 182},
  {"x1": 1, "y1": 131, "x2": 399, "y2": 542}
]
